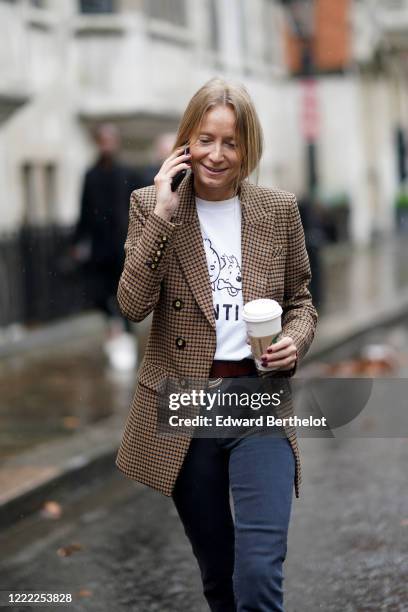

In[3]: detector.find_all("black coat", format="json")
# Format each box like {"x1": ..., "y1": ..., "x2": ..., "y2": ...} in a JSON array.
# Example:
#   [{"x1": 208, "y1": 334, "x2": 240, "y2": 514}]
[{"x1": 73, "y1": 158, "x2": 141, "y2": 266}]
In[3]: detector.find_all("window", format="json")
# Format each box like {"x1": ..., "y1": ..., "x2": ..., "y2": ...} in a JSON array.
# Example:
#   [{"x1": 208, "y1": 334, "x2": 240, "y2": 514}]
[
  {"x1": 387, "y1": 0, "x2": 405, "y2": 8},
  {"x1": 238, "y1": 0, "x2": 248, "y2": 58},
  {"x1": 208, "y1": 0, "x2": 220, "y2": 52},
  {"x1": 21, "y1": 163, "x2": 37, "y2": 226},
  {"x1": 263, "y1": 0, "x2": 283, "y2": 67},
  {"x1": 44, "y1": 164, "x2": 57, "y2": 223},
  {"x1": 144, "y1": 0, "x2": 186, "y2": 27},
  {"x1": 79, "y1": 0, "x2": 116, "y2": 14},
  {"x1": 21, "y1": 163, "x2": 58, "y2": 225}
]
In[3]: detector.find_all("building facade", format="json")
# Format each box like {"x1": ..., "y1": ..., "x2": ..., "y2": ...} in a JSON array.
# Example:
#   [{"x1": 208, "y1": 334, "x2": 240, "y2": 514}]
[{"x1": 1, "y1": 0, "x2": 407, "y2": 326}]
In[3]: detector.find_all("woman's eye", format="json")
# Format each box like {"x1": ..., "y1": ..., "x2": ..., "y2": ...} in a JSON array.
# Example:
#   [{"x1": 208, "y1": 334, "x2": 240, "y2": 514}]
[{"x1": 226, "y1": 142, "x2": 236, "y2": 148}]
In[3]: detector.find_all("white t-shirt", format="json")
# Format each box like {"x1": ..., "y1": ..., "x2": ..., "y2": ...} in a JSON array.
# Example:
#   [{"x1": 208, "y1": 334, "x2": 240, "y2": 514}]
[{"x1": 196, "y1": 195, "x2": 252, "y2": 361}]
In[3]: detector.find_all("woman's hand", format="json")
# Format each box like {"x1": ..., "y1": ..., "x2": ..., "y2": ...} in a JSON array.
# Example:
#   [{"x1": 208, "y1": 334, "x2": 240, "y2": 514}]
[
  {"x1": 260, "y1": 336, "x2": 298, "y2": 371},
  {"x1": 154, "y1": 146, "x2": 191, "y2": 222}
]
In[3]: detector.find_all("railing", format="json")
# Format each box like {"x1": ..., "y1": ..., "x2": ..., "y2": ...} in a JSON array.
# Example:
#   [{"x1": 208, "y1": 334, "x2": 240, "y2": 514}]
[
  {"x1": 0, "y1": 210, "x2": 344, "y2": 329},
  {"x1": 0, "y1": 225, "x2": 94, "y2": 328}
]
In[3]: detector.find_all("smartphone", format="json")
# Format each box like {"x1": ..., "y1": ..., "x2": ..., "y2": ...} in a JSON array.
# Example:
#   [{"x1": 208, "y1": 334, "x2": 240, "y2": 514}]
[{"x1": 171, "y1": 145, "x2": 190, "y2": 192}]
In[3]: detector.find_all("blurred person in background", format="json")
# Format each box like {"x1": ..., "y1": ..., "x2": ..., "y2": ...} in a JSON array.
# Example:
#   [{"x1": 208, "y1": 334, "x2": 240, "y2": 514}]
[
  {"x1": 137, "y1": 132, "x2": 177, "y2": 188},
  {"x1": 298, "y1": 193, "x2": 326, "y2": 311},
  {"x1": 115, "y1": 78, "x2": 317, "y2": 610},
  {"x1": 70, "y1": 123, "x2": 140, "y2": 370}
]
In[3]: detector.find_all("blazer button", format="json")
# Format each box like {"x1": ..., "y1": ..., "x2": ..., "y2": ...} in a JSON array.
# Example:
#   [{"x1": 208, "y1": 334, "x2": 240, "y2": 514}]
[
  {"x1": 176, "y1": 337, "x2": 186, "y2": 349},
  {"x1": 173, "y1": 298, "x2": 184, "y2": 310},
  {"x1": 161, "y1": 235, "x2": 168, "y2": 243},
  {"x1": 156, "y1": 249, "x2": 162, "y2": 256},
  {"x1": 151, "y1": 262, "x2": 157, "y2": 270}
]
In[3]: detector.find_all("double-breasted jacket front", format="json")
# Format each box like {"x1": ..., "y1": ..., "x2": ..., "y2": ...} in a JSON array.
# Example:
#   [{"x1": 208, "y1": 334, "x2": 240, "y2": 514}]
[{"x1": 115, "y1": 172, "x2": 318, "y2": 499}]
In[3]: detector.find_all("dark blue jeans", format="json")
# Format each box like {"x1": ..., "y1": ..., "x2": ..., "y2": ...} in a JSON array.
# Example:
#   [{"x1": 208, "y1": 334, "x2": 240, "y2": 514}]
[{"x1": 171, "y1": 378, "x2": 295, "y2": 611}]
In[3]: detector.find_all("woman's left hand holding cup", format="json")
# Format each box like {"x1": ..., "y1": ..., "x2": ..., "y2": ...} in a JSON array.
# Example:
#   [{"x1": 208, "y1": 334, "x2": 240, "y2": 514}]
[{"x1": 260, "y1": 336, "x2": 298, "y2": 371}]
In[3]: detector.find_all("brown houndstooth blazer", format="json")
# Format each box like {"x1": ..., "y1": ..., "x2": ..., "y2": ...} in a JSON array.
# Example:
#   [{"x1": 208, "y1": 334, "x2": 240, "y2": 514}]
[{"x1": 115, "y1": 171, "x2": 317, "y2": 499}]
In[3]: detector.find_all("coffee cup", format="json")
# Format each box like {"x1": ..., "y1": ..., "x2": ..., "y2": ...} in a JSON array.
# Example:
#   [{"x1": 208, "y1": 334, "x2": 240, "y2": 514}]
[{"x1": 242, "y1": 299, "x2": 283, "y2": 371}]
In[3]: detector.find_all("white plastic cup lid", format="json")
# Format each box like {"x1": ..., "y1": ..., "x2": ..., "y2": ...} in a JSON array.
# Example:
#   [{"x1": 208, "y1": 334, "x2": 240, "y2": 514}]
[{"x1": 242, "y1": 299, "x2": 283, "y2": 323}]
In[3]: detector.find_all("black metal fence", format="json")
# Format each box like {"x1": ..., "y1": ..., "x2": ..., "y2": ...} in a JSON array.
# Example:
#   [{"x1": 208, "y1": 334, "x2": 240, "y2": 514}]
[
  {"x1": 0, "y1": 225, "x2": 94, "y2": 328},
  {"x1": 0, "y1": 209, "x2": 349, "y2": 329}
]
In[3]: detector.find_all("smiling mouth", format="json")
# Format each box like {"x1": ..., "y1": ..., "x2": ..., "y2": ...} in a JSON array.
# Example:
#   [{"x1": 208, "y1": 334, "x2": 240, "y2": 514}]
[{"x1": 202, "y1": 164, "x2": 228, "y2": 174}]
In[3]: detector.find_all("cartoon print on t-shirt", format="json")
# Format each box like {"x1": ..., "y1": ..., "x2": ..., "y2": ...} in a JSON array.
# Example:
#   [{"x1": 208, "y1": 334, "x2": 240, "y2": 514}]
[
  {"x1": 203, "y1": 239, "x2": 221, "y2": 290},
  {"x1": 217, "y1": 254, "x2": 242, "y2": 297},
  {"x1": 203, "y1": 239, "x2": 242, "y2": 297}
]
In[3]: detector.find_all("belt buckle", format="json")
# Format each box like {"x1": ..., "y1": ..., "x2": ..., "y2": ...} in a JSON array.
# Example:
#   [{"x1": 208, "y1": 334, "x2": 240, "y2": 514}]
[{"x1": 207, "y1": 377, "x2": 223, "y2": 389}]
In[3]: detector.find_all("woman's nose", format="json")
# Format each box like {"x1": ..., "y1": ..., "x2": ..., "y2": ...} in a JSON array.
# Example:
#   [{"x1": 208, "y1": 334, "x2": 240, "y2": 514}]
[{"x1": 208, "y1": 142, "x2": 223, "y2": 162}]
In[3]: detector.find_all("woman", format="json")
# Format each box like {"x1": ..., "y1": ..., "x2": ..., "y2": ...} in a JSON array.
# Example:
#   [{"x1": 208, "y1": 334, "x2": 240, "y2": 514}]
[{"x1": 116, "y1": 78, "x2": 317, "y2": 611}]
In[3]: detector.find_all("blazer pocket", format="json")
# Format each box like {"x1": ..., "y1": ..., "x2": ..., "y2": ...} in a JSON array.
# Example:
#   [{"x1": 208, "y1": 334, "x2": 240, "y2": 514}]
[{"x1": 137, "y1": 360, "x2": 171, "y2": 393}]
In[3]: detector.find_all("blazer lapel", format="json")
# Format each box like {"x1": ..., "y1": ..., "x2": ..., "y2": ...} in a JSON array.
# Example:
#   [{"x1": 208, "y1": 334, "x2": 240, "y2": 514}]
[
  {"x1": 240, "y1": 180, "x2": 276, "y2": 304},
  {"x1": 173, "y1": 173, "x2": 216, "y2": 329},
  {"x1": 172, "y1": 174, "x2": 278, "y2": 330}
]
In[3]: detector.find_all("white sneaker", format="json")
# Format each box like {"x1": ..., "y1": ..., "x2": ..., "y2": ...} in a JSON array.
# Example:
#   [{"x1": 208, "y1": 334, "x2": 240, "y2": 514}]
[{"x1": 104, "y1": 332, "x2": 137, "y2": 371}]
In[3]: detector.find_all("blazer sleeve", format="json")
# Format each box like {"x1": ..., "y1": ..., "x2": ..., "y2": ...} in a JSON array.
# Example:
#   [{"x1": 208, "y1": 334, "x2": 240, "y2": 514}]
[
  {"x1": 279, "y1": 194, "x2": 318, "y2": 376},
  {"x1": 117, "y1": 189, "x2": 180, "y2": 322}
]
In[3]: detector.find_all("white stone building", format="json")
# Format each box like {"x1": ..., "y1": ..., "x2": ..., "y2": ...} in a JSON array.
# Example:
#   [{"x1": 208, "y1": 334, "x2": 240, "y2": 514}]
[
  {"x1": 1, "y1": 0, "x2": 408, "y2": 326},
  {"x1": 1, "y1": 0, "x2": 407, "y2": 240},
  {"x1": 0, "y1": 0, "x2": 288, "y2": 234}
]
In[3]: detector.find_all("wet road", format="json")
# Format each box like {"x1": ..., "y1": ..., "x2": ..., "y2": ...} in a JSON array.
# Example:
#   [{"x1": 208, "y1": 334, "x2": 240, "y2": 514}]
[
  {"x1": 0, "y1": 336, "x2": 135, "y2": 461},
  {"x1": 1, "y1": 438, "x2": 406, "y2": 611},
  {"x1": 0, "y1": 473, "x2": 206, "y2": 611},
  {"x1": 1, "y1": 319, "x2": 408, "y2": 611}
]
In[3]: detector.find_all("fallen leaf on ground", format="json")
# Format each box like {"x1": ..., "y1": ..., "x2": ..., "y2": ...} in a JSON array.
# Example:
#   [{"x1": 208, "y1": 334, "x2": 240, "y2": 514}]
[
  {"x1": 77, "y1": 589, "x2": 93, "y2": 598},
  {"x1": 62, "y1": 416, "x2": 81, "y2": 429},
  {"x1": 57, "y1": 542, "x2": 83, "y2": 557},
  {"x1": 41, "y1": 501, "x2": 62, "y2": 519}
]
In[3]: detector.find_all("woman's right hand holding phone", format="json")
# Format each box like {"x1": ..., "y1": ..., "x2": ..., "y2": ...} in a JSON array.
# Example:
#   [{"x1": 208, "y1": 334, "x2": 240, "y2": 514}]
[{"x1": 154, "y1": 146, "x2": 191, "y2": 222}]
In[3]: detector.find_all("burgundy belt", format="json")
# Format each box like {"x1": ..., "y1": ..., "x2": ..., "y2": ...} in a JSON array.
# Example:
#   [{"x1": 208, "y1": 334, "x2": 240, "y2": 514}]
[{"x1": 209, "y1": 359, "x2": 258, "y2": 378}]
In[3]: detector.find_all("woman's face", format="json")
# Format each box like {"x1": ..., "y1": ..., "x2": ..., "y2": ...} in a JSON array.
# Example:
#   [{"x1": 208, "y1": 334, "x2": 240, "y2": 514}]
[{"x1": 190, "y1": 105, "x2": 241, "y2": 201}]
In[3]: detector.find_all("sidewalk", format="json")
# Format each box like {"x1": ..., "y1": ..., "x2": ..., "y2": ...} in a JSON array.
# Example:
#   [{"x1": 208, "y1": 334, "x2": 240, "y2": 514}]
[
  {"x1": 311, "y1": 234, "x2": 408, "y2": 357},
  {"x1": 1, "y1": 236, "x2": 408, "y2": 528}
]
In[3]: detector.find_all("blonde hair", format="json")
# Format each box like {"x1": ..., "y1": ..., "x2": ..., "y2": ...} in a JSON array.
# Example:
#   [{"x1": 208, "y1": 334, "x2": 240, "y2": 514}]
[{"x1": 174, "y1": 77, "x2": 263, "y2": 194}]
